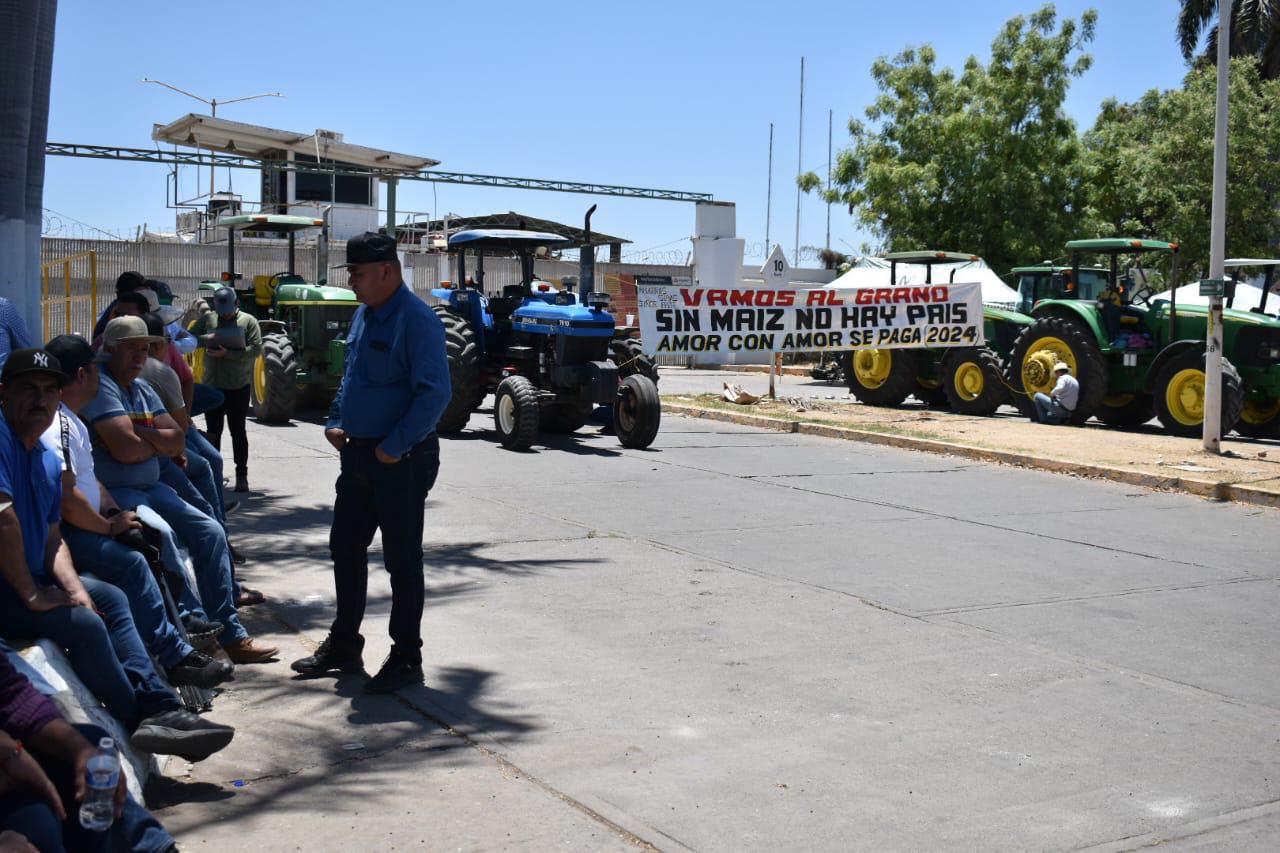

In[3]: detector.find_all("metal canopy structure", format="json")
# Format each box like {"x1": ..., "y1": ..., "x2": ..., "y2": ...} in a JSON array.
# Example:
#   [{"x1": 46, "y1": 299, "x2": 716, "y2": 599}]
[
  {"x1": 44, "y1": 142, "x2": 715, "y2": 203},
  {"x1": 399, "y1": 211, "x2": 629, "y2": 251}
]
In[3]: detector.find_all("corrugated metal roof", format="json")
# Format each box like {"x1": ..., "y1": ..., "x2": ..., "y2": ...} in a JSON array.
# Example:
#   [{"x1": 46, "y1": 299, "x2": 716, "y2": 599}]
[{"x1": 151, "y1": 113, "x2": 439, "y2": 170}]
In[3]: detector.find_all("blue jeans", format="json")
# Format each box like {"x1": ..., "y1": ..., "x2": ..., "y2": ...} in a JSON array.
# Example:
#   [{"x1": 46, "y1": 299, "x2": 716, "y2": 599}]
[
  {"x1": 62, "y1": 524, "x2": 193, "y2": 669},
  {"x1": 1033, "y1": 392, "x2": 1071, "y2": 424},
  {"x1": 0, "y1": 577, "x2": 179, "y2": 730},
  {"x1": 157, "y1": 457, "x2": 217, "y2": 523},
  {"x1": 111, "y1": 482, "x2": 247, "y2": 646},
  {"x1": 330, "y1": 436, "x2": 440, "y2": 655},
  {"x1": 187, "y1": 426, "x2": 227, "y2": 520},
  {"x1": 190, "y1": 382, "x2": 224, "y2": 418},
  {"x1": 0, "y1": 723, "x2": 174, "y2": 853}
]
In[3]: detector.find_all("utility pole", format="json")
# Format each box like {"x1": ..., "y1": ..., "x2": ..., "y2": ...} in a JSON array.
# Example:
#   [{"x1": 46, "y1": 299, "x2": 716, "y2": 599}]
[
  {"x1": 1203, "y1": 0, "x2": 1232, "y2": 453},
  {"x1": 765, "y1": 123, "x2": 774, "y2": 261},
  {"x1": 794, "y1": 57, "x2": 805, "y2": 267},
  {"x1": 825, "y1": 108, "x2": 832, "y2": 253},
  {"x1": 141, "y1": 79, "x2": 283, "y2": 198}
]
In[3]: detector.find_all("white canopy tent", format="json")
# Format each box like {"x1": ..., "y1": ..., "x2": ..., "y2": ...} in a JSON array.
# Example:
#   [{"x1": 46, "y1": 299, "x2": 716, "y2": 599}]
[
  {"x1": 828, "y1": 257, "x2": 1022, "y2": 308},
  {"x1": 1168, "y1": 259, "x2": 1280, "y2": 315}
]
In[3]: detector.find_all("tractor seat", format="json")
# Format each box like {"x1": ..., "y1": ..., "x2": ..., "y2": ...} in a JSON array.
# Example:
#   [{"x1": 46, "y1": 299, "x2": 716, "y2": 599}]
[{"x1": 502, "y1": 284, "x2": 525, "y2": 300}]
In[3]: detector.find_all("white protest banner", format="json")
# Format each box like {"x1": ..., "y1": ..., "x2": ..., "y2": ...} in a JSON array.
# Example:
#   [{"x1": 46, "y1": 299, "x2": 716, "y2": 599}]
[{"x1": 637, "y1": 283, "x2": 984, "y2": 356}]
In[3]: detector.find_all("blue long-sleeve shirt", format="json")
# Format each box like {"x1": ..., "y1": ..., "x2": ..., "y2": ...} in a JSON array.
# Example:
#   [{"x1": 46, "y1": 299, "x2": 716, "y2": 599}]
[
  {"x1": 326, "y1": 284, "x2": 451, "y2": 458},
  {"x1": 0, "y1": 298, "x2": 34, "y2": 370}
]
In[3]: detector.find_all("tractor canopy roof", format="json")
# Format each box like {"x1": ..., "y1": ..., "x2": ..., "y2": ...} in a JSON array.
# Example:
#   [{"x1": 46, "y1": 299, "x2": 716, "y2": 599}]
[
  {"x1": 1224, "y1": 257, "x2": 1280, "y2": 268},
  {"x1": 1010, "y1": 264, "x2": 1108, "y2": 274},
  {"x1": 216, "y1": 214, "x2": 324, "y2": 233},
  {"x1": 884, "y1": 250, "x2": 981, "y2": 264},
  {"x1": 1065, "y1": 237, "x2": 1178, "y2": 254},
  {"x1": 448, "y1": 229, "x2": 571, "y2": 252}
]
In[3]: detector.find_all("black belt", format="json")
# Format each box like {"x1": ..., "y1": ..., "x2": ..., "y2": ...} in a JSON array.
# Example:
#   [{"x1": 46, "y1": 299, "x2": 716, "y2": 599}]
[{"x1": 346, "y1": 433, "x2": 437, "y2": 449}]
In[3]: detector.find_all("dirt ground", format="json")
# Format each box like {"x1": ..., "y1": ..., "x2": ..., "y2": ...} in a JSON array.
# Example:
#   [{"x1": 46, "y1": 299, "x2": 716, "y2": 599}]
[{"x1": 665, "y1": 388, "x2": 1280, "y2": 494}]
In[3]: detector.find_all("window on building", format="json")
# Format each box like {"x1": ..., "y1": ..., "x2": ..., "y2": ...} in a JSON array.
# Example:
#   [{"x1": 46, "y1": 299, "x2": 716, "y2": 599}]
[{"x1": 294, "y1": 153, "x2": 372, "y2": 205}]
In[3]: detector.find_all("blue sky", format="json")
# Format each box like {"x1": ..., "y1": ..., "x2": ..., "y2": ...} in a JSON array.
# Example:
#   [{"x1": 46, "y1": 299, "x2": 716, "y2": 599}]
[{"x1": 44, "y1": 1, "x2": 1196, "y2": 268}]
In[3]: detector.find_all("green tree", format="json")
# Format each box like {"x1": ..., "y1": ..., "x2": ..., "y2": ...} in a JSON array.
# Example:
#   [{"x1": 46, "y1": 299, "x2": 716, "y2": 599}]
[
  {"x1": 1081, "y1": 57, "x2": 1280, "y2": 279},
  {"x1": 1177, "y1": 0, "x2": 1280, "y2": 79},
  {"x1": 802, "y1": 5, "x2": 1095, "y2": 273}
]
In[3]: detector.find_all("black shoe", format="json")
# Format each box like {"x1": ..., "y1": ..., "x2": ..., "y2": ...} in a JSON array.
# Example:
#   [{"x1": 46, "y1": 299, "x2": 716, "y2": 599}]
[
  {"x1": 131, "y1": 709, "x2": 235, "y2": 762},
  {"x1": 228, "y1": 542, "x2": 247, "y2": 565},
  {"x1": 234, "y1": 474, "x2": 248, "y2": 493},
  {"x1": 291, "y1": 634, "x2": 364, "y2": 677},
  {"x1": 167, "y1": 650, "x2": 234, "y2": 689},
  {"x1": 363, "y1": 652, "x2": 424, "y2": 695}
]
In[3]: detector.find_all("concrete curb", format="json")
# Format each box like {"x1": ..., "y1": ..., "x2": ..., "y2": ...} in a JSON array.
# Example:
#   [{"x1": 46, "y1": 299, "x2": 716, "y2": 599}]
[
  {"x1": 702, "y1": 364, "x2": 814, "y2": 377},
  {"x1": 661, "y1": 402, "x2": 1280, "y2": 510}
]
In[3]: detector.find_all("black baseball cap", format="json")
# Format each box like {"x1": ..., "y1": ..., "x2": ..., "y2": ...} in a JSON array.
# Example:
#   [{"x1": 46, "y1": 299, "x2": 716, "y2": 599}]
[
  {"x1": 142, "y1": 279, "x2": 174, "y2": 302},
  {"x1": 45, "y1": 335, "x2": 96, "y2": 376},
  {"x1": 141, "y1": 312, "x2": 168, "y2": 338},
  {"x1": 1, "y1": 348, "x2": 69, "y2": 387},
  {"x1": 116, "y1": 271, "x2": 146, "y2": 294},
  {"x1": 334, "y1": 231, "x2": 398, "y2": 268}
]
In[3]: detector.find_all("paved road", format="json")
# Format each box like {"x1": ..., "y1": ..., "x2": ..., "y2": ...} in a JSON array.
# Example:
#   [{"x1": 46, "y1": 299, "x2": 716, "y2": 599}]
[{"x1": 155, "y1": 401, "x2": 1280, "y2": 851}]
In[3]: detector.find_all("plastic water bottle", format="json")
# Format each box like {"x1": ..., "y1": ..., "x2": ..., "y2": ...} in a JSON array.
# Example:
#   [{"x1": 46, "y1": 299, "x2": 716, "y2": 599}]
[{"x1": 79, "y1": 737, "x2": 119, "y2": 832}]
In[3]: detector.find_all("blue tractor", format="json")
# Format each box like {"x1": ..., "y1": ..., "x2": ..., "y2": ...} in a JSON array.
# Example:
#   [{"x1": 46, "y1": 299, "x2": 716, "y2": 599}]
[{"x1": 430, "y1": 207, "x2": 661, "y2": 450}]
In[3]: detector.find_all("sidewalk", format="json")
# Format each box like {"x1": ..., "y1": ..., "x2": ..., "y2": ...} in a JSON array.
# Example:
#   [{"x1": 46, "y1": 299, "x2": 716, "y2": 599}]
[{"x1": 662, "y1": 393, "x2": 1280, "y2": 509}]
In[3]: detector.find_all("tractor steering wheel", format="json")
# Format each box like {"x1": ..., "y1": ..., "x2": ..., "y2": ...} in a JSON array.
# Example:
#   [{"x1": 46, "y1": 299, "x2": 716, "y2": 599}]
[{"x1": 1130, "y1": 283, "x2": 1155, "y2": 305}]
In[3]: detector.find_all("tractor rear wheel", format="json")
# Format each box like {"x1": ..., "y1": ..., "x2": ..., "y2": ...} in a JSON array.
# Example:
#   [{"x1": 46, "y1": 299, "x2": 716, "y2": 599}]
[
  {"x1": 614, "y1": 375, "x2": 661, "y2": 449},
  {"x1": 1006, "y1": 316, "x2": 1107, "y2": 424},
  {"x1": 847, "y1": 348, "x2": 918, "y2": 407},
  {"x1": 433, "y1": 306, "x2": 483, "y2": 433},
  {"x1": 494, "y1": 376, "x2": 540, "y2": 450},
  {"x1": 610, "y1": 337, "x2": 659, "y2": 383},
  {"x1": 1234, "y1": 393, "x2": 1280, "y2": 439},
  {"x1": 941, "y1": 346, "x2": 1007, "y2": 416},
  {"x1": 1096, "y1": 393, "x2": 1154, "y2": 428},
  {"x1": 252, "y1": 332, "x2": 298, "y2": 424},
  {"x1": 1153, "y1": 350, "x2": 1244, "y2": 438},
  {"x1": 541, "y1": 401, "x2": 594, "y2": 433}
]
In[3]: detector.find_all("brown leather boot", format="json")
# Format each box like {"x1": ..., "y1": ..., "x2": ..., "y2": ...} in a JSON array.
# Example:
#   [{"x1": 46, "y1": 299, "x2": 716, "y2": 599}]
[{"x1": 223, "y1": 637, "x2": 279, "y2": 664}]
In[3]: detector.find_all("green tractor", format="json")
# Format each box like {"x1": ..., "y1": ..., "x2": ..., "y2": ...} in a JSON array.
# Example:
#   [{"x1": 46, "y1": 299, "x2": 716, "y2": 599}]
[
  {"x1": 188, "y1": 214, "x2": 360, "y2": 423},
  {"x1": 844, "y1": 251, "x2": 1033, "y2": 416},
  {"x1": 1004, "y1": 238, "x2": 1280, "y2": 436},
  {"x1": 1011, "y1": 263, "x2": 1111, "y2": 313}
]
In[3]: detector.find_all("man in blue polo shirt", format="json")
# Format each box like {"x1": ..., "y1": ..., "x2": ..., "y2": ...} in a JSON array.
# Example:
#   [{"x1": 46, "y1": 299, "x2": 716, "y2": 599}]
[{"x1": 292, "y1": 231, "x2": 449, "y2": 694}]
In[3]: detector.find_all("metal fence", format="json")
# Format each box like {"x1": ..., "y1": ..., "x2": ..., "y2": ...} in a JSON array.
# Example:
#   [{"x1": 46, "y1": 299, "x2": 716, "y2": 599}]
[{"x1": 40, "y1": 250, "x2": 99, "y2": 341}]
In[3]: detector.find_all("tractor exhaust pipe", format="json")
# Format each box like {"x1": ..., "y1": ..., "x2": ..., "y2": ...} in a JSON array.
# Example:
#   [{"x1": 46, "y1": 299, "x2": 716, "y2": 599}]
[{"x1": 580, "y1": 204, "x2": 597, "y2": 303}]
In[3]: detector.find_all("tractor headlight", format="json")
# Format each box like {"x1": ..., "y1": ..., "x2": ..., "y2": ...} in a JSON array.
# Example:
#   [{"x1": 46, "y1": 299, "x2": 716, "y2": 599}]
[{"x1": 586, "y1": 292, "x2": 611, "y2": 309}]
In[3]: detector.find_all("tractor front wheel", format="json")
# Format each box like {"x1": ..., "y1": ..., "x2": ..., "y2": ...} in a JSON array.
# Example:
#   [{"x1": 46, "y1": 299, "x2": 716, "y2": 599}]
[
  {"x1": 615, "y1": 375, "x2": 661, "y2": 449},
  {"x1": 494, "y1": 376, "x2": 540, "y2": 450},
  {"x1": 941, "y1": 347, "x2": 1007, "y2": 415},
  {"x1": 251, "y1": 332, "x2": 298, "y2": 424},
  {"x1": 1234, "y1": 393, "x2": 1280, "y2": 439},
  {"x1": 847, "y1": 348, "x2": 917, "y2": 407},
  {"x1": 1153, "y1": 350, "x2": 1244, "y2": 438},
  {"x1": 434, "y1": 306, "x2": 483, "y2": 433},
  {"x1": 1006, "y1": 316, "x2": 1107, "y2": 424},
  {"x1": 610, "y1": 337, "x2": 659, "y2": 384}
]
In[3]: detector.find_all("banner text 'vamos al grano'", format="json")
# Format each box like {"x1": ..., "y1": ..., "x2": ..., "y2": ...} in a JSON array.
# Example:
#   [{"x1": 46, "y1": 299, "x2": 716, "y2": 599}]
[{"x1": 636, "y1": 283, "x2": 984, "y2": 355}]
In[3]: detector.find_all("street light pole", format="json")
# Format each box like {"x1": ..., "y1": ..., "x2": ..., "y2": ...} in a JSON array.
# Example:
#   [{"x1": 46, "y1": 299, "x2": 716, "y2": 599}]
[
  {"x1": 141, "y1": 79, "x2": 283, "y2": 199},
  {"x1": 1203, "y1": 1, "x2": 1232, "y2": 453}
]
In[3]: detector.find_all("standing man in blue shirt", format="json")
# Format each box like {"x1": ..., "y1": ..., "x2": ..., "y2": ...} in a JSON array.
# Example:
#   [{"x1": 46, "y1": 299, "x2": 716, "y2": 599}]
[{"x1": 292, "y1": 232, "x2": 450, "y2": 694}]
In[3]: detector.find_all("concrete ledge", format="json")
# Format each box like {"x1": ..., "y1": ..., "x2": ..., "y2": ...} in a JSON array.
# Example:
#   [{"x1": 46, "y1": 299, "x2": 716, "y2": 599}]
[
  {"x1": 662, "y1": 402, "x2": 1280, "y2": 510},
  {"x1": 8, "y1": 640, "x2": 158, "y2": 803}
]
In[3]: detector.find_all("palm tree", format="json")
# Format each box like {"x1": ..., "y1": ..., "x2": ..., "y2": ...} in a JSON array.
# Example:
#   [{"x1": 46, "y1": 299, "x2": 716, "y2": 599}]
[{"x1": 1178, "y1": 0, "x2": 1280, "y2": 78}]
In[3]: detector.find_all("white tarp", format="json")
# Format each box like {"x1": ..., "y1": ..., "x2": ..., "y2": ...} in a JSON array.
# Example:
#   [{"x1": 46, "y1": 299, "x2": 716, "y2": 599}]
[
  {"x1": 832, "y1": 257, "x2": 1022, "y2": 309},
  {"x1": 1168, "y1": 278, "x2": 1278, "y2": 314},
  {"x1": 638, "y1": 282, "x2": 984, "y2": 356}
]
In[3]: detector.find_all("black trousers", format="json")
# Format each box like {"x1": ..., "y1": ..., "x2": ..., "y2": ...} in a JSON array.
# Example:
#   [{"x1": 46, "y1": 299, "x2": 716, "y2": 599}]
[
  {"x1": 329, "y1": 435, "x2": 439, "y2": 656},
  {"x1": 204, "y1": 384, "x2": 251, "y2": 476}
]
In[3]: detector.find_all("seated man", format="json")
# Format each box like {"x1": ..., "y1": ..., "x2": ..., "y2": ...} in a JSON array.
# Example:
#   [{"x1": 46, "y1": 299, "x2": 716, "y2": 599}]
[
  {"x1": 41, "y1": 335, "x2": 231, "y2": 689},
  {"x1": 1032, "y1": 362, "x2": 1079, "y2": 425},
  {"x1": 78, "y1": 318, "x2": 276, "y2": 666},
  {"x1": 1, "y1": 639, "x2": 177, "y2": 852},
  {"x1": 0, "y1": 348, "x2": 233, "y2": 762}
]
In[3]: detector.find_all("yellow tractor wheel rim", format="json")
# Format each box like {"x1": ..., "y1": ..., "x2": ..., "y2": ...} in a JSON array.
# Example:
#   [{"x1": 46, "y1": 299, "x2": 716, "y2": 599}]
[
  {"x1": 1165, "y1": 368, "x2": 1205, "y2": 426},
  {"x1": 853, "y1": 349, "x2": 893, "y2": 389},
  {"x1": 953, "y1": 361, "x2": 985, "y2": 401},
  {"x1": 187, "y1": 347, "x2": 206, "y2": 383},
  {"x1": 253, "y1": 353, "x2": 267, "y2": 404},
  {"x1": 1021, "y1": 336, "x2": 1076, "y2": 395},
  {"x1": 1241, "y1": 396, "x2": 1280, "y2": 425}
]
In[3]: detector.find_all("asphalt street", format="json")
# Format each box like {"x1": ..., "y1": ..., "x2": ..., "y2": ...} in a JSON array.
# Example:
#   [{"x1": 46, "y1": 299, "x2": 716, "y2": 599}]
[{"x1": 155, "y1": 392, "x2": 1280, "y2": 851}]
